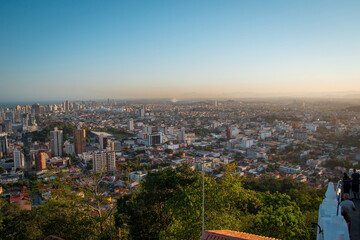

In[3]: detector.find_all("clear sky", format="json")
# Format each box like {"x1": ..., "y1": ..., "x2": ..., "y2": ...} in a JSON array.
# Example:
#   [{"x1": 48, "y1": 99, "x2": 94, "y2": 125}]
[{"x1": 1, "y1": 0, "x2": 360, "y2": 101}]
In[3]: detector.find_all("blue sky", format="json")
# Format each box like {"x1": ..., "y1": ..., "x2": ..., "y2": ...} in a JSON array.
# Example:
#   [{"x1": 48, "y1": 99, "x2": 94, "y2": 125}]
[{"x1": 1, "y1": 0, "x2": 360, "y2": 101}]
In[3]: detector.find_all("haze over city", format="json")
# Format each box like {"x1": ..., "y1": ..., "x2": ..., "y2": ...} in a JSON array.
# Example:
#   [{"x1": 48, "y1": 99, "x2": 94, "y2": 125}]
[{"x1": 1, "y1": 0, "x2": 360, "y2": 102}]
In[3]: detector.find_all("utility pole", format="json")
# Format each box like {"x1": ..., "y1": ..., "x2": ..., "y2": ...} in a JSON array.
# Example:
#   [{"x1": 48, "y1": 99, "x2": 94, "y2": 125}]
[{"x1": 202, "y1": 161, "x2": 205, "y2": 235}]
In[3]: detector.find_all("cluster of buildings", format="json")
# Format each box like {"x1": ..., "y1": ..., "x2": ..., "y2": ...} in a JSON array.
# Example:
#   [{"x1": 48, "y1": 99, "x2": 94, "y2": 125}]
[{"x1": 1, "y1": 99, "x2": 360, "y2": 208}]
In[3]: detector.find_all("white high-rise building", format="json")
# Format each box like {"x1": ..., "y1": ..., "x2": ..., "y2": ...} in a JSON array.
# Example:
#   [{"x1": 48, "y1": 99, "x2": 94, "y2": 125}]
[
  {"x1": 93, "y1": 151, "x2": 116, "y2": 174},
  {"x1": 22, "y1": 113, "x2": 29, "y2": 131},
  {"x1": 13, "y1": 149, "x2": 24, "y2": 169},
  {"x1": 50, "y1": 127, "x2": 63, "y2": 157},
  {"x1": 128, "y1": 118, "x2": 134, "y2": 131}
]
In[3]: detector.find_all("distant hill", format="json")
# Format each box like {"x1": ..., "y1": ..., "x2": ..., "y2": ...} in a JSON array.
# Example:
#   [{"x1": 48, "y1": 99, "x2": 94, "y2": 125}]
[{"x1": 346, "y1": 106, "x2": 360, "y2": 112}]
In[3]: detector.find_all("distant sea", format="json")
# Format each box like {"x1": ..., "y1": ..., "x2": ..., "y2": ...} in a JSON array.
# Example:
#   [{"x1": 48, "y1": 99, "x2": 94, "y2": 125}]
[{"x1": 0, "y1": 101, "x2": 63, "y2": 108}]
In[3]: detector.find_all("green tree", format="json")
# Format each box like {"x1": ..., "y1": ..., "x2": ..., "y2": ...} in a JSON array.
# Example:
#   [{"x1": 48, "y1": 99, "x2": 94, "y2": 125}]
[
  {"x1": 0, "y1": 196, "x2": 100, "y2": 240},
  {"x1": 160, "y1": 175, "x2": 261, "y2": 240},
  {"x1": 81, "y1": 173, "x2": 115, "y2": 236},
  {"x1": 115, "y1": 164, "x2": 196, "y2": 240},
  {"x1": 252, "y1": 194, "x2": 309, "y2": 240}
]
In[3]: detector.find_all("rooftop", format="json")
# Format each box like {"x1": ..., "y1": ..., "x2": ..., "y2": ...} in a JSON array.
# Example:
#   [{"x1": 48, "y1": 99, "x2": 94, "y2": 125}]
[{"x1": 201, "y1": 230, "x2": 279, "y2": 240}]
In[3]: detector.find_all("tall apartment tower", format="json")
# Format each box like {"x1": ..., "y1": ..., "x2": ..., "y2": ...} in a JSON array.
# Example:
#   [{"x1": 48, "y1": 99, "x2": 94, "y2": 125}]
[
  {"x1": 32, "y1": 103, "x2": 41, "y2": 115},
  {"x1": 128, "y1": 118, "x2": 134, "y2": 131},
  {"x1": 22, "y1": 113, "x2": 29, "y2": 130},
  {"x1": 65, "y1": 100, "x2": 70, "y2": 113},
  {"x1": 99, "y1": 133, "x2": 108, "y2": 150},
  {"x1": 74, "y1": 127, "x2": 86, "y2": 154},
  {"x1": 178, "y1": 127, "x2": 186, "y2": 143},
  {"x1": 226, "y1": 125, "x2": 232, "y2": 139},
  {"x1": 13, "y1": 149, "x2": 24, "y2": 169},
  {"x1": 5, "y1": 111, "x2": 15, "y2": 124},
  {"x1": 3, "y1": 120, "x2": 12, "y2": 133},
  {"x1": 93, "y1": 151, "x2": 116, "y2": 174},
  {"x1": 0, "y1": 133, "x2": 8, "y2": 156},
  {"x1": 50, "y1": 127, "x2": 63, "y2": 157},
  {"x1": 140, "y1": 105, "x2": 145, "y2": 118},
  {"x1": 36, "y1": 152, "x2": 47, "y2": 171}
]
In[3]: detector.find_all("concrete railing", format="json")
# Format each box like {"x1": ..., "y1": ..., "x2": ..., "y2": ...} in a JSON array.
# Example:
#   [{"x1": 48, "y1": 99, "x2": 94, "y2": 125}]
[{"x1": 316, "y1": 182, "x2": 350, "y2": 240}]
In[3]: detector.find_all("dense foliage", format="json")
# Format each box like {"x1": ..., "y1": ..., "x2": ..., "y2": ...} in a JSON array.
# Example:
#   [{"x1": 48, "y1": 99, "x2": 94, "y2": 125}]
[
  {"x1": 0, "y1": 174, "x2": 115, "y2": 240},
  {"x1": 115, "y1": 165, "x2": 324, "y2": 240},
  {"x1": 323, "y1": 158, "x2": 352, "y2": 170},
  {"x1": 0, "y1": 165, "x2": 324, "y2": 240},
  {"x1": 0, "y1": 196, "x2": 106, "y2": 240}
]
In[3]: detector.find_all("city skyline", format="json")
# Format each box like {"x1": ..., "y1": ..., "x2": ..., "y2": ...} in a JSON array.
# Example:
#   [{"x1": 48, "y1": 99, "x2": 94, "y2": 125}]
[{"x1": 1, "y1": 0, "x2": 360, "y2": 101}]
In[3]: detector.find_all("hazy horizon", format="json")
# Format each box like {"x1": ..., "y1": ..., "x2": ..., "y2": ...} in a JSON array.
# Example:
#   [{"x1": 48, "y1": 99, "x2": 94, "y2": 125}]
[
  {"x1": 2, "y1": 90, "x2": 360, "y2": 105},
  {"x1": 1, "y1": 1, "x2": 360, "y2": 101}
]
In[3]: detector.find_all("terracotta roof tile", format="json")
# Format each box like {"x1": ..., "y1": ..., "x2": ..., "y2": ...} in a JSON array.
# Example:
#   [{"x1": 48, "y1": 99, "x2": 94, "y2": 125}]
[{"x1": 201, "y1": 230, "x2": 279, "y2": 240}]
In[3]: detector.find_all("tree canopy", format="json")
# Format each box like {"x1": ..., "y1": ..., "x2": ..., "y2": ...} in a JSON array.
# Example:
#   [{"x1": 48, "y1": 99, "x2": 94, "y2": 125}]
[
  {"x1": 115, "y1": 164, "x2": 323, "y2": 240},
  {"x1": 0, "y1": 165, "x2": 323, "y2": 240}
]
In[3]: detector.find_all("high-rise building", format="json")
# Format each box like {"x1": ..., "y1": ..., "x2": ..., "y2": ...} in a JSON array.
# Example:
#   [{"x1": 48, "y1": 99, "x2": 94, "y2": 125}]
[
  {"x1": 140, "y1": 105, "x2": 145, "y2": 118},
  {"x1": 13, "y1": 149, "x2": 24, "y2": 169},
  {"x1": 3, "y1": 120, "x2": 12, "y2": 133},
  {"x1": 226, "y1": 125, "x2": 232, "y2": 139},
  {"x1": 99, "y1": 133, "x2": 108, "y2": 150},
  {"x1": 0, "y1": 133, "x2": 8, "y2": 156},
  {"x1": 36, "y1": 152, "x2": 46, "y2": 171},
  {"x1": 148, "y1": 132, "x2": 164, "y2": 146},
  {"x1": 28, "y1": 114, "x2": 36, "y2": 126},
  {"x1": 113, "y1": 141, "x2": 122, "y2": 151},
  {"x1": 22, "y1": 113, "x2": 29, "y2": 130},
  {"x1": 65, "y1": 100, "x2": 70, "y2": 113},
  {"x1": 178, "y1": 127, "x2": 186, "y2": 142},
  {"x1": 32, "y1": 103, "x2": 41, "y2": 115},
  {"x1": 74, "y1": 127, "x2": 86, "y2": 154},
  {"x1": 25, "y1": 105, "x2": 31, "y2": 113},
  {"x1": 158, "y1": 125, "x2": 167, "y2": 135},
  {"x1": 128, "y1": 118, "x2": 134, "y2": 131},
  {"x1": 142, "y1": 126, "x2": 152, "y2": 134},
  {"x1": 93, "y1": 151, "x2": 116, "y2": 174},
  {"x1": 5, "y1": 111, "x2": 15, "y2": 124},
  {"x1": 50, "y1": 127, "x2": 63, "y2": 157},
  {"x1": 64, "y1": 141, "x2": 75, "y2": 154},
  {"x1": 107, "y1": 140, "x2": 115, "y2": 151}
]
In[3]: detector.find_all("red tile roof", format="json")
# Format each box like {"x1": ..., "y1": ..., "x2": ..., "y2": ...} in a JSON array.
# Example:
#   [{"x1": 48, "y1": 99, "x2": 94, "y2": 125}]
[
  {"x1": 9, "y1": 193, "x2": 29, "y2": 203},
  {"x1": 201, "y1": 230, "x2": 279, "y2": 240}
]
